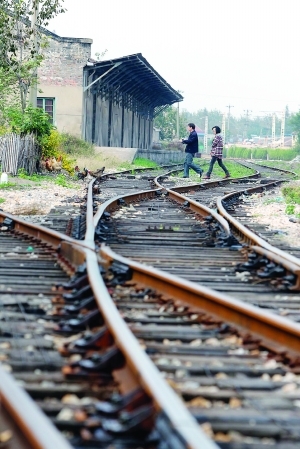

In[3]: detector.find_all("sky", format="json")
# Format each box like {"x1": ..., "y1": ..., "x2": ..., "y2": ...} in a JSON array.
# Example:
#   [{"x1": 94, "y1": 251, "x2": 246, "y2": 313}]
[{"x1": 49, "y1": 0, "x2": 300, "y2": 120}]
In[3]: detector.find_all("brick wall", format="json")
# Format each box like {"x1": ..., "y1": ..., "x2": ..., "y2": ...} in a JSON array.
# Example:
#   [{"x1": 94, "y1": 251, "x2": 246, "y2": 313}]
[{"x1": 38, "y1": 30, "x2": 92, "y2": 86}]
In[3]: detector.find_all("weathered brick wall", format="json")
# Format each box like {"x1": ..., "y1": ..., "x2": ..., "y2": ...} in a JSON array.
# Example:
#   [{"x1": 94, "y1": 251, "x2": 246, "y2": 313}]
[{"x1": 38, "y1": 30, "x2": 92, "y2": 86}]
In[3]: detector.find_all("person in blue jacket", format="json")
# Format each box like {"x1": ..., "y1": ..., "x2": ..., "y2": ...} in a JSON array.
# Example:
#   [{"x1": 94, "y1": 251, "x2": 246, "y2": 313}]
[{"x1": 181, "y1": 123, "x2": 203, "y2": 178}]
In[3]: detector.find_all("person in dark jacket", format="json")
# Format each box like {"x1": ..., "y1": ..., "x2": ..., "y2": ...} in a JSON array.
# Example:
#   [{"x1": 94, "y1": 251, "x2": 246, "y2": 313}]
[{"x1": 181, "y1": 123, "x2": 203, "y2": 178}]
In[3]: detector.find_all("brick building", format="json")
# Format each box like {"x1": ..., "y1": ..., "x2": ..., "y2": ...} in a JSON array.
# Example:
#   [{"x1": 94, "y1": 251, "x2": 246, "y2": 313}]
[{"x1": 37, "y1": 29, "x2": 92, "y2": 136}]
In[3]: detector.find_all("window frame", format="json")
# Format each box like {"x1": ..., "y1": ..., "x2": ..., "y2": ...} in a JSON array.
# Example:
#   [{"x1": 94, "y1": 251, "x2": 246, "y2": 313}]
[{"x1": 37, "y1": 97, "x2": 56, "y2": 126}]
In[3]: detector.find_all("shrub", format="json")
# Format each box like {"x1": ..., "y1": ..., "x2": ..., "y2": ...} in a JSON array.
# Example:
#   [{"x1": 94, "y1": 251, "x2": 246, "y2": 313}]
[
  {"x1": 40, "y1": 129, "x2": 62, "y2": 157},
  {"x1": 60, "y1": 133, "x2": 95, "y2": 156},
  {"x1": 281, "y1": 183, "x2": 300, "y2": 205},
  {"x1": 0, "y1": 125, "x2": 9, "y2": 136},
  {"x1": 285, "y1": 204, "x2": 295, "y2": 215},
  {"x1": 227, "y1": 146, "x2": 251, "y2": 158},
  {"x1": 40, "y1": 130, "x2": 76, "y2": 174},
  {"x1": 253, "y1": 148, "x2": 267, "y2": 159},
  {"x1": 226, "y1": 146, "x2": 298, "y2": 162},
  {"x1": 6, "y1": 106, "x2": 53, "y2": 140},
  {"x1": 267, "y1": 149, "x2": 298, "y2": 161}
]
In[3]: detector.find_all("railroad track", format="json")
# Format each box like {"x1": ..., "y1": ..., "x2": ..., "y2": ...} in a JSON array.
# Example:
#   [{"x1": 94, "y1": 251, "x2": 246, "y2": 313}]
[
  {"x1": 0, "y1": 161, "x2": 300, "y2": 448},
  {"x1": 96, "y1": 163, "x2": 300, "y2": 319}
]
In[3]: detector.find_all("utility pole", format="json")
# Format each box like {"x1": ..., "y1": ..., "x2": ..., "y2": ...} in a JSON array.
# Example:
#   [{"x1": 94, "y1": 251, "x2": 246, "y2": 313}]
[
  {"x1": 176, "y1": 101, "x2": 179, "y2": 140},
  {"x1": 271, "y1": 113, "x2": 276, "y2": 147},
  {"x1": 29, "y1": 0, "x2": 39, "y2": 107},
  {"x1": 243, "y1": 109, "x2": 251, "y2": 139},
  {"x1": 204, "y1": 116, "x2": 208, "y2": 153},
  {"x1": 222, "y1": 114, "x2": 226, "y2": 146},
  {"x1": 280, "y1": 109, "x2": 285, "y2": 147},
  {"x1": 226, "y1": 105, "x2": 234, "y2": 132}
]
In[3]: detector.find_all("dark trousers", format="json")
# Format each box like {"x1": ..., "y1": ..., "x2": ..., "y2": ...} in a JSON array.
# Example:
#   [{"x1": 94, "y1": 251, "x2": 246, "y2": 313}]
[
  {"x1": 184, "y1": 153, "x2": 203, "y2": 177},
  {"x1": 206, "y1": 156, "x2": 229, "y2": 176}
]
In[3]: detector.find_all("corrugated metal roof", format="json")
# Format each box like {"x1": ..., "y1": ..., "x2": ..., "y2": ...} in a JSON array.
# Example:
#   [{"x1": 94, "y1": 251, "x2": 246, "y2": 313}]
[{"x1": 83, "y1": 53, "x2": 183, "y2": 114}]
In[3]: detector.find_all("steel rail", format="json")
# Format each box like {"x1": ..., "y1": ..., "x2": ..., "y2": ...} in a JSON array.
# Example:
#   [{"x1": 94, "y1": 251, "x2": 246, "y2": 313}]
[
  {"x1": 83, "y1": 247, "x2": 219, "y2": 449},
  {"x1": 55, "y1": 240, "x2": 219, "y2": 449},
  {"x1": 0, "y1": 207, "x2": 217, "y2": 448},
  {"x1": 100, "y1": 163, "x2": 183, "y2": 180},
  {"x1": 0, "y1": 163, "x2": 297, "y2": 447},
  {"x1": 93, "y1": 188, "x2": 164, "y2": 227},
  {"x1": 154, "y1": 167, "x2": 261, "y2": 193},
  {"x1": 238, "y1": 160, "x2": 298, "y2": 177},
  {"x1": 85, "y1": 177, "x2": 98, "y2": 244},
  {"x1": 92, "y1": 184, "x2": 231, "y2": 237},
  {"x1": 0, "y1": 366, "x2": 73, "y2": 449},
  {"x1": 217, "y1": 190, "x2": 300, "y2": 268},
  {"x1": 0, "y1": 210, "x2": 94, "y2": 252},
  {"x1": 160, "y1": 185, "x2": 230, "y2": 235},
  {"x1": 100, "y1": 244, "x2": 300, "y2": 359}
]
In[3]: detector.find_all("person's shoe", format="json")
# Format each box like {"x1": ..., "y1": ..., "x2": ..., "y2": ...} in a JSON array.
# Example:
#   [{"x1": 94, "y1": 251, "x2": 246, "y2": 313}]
[
  {"x1": 223, "y1": 174, "x2": 230, "y2": 179},
  {"x1": 199, "y1": 171, "x2": 203, "y2": 178},
  {"x1": 203, "y1": 175, "x2": 210, "y2": 180},
  {"x1": 182, "y1": 176, "x2": 189, "y2": 178}
]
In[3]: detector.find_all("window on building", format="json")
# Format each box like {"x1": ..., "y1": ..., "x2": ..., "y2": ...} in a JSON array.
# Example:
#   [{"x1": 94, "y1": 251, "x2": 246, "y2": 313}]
[{"x1": 37, "y1": 97, "x2": 55, "y2": 125}]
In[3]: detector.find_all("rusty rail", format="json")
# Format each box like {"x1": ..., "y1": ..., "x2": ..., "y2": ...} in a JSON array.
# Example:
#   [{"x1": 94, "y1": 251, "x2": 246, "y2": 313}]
[
  {"x1": 154, "y1": 167, "x2": 261, "y2": 194},
  {"x1": 239, "y1": 160, "x2": 298, "y2": 177},
  {"x1": 217, "y1": 191, "x2": 300, "y2": 268},
  {"x1": 60, "y1": 242, "x2": 219, "y2": 449},
  {"x1": 0, "y1": 366, "x2": 73, "y2": 449},
  {"x1": 100, "y1": 244, "x2": 300, "y2": 360},
  {"x1": 158, "y1": 186, "x2": 230, "y2": 235},
  {"x1": 1, "y1": 164, "x2": 299, "y2": 447}
]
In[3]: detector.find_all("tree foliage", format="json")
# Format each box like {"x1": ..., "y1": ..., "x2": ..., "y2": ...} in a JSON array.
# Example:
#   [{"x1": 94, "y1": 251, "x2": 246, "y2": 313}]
[
  {"x1": 6, "y1": 105, "x2": 53, "y2": 138},
  {"x1": 0, "y1": 0, "x2": 66, "y2": 111},
  {"x1": 0, "y1": 67, "x2": 19, "y2": 124},
  {"x1": 185, "y1": 107, "x2": 297, "y2": 141},
  {"x1": 154, "y1": 105, "x2": 186, "y2": 141},
  {"x1": 289, "y1": 112, "x2": 300, "y2": 138}
]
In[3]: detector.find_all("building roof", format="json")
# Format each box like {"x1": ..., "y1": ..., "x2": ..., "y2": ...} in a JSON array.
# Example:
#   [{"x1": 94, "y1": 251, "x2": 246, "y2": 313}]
[
  {"x1": 83, "y1": 53, "x2": 183, "y2": 116},
  {"x1": 195, "y1": 125, "x2": 204, "y2": 133}
]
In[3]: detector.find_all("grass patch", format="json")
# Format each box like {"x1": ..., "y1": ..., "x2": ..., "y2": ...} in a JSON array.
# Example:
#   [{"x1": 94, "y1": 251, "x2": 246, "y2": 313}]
[
  {"x1": 218, "y1": 160, "x2": 255, "y2": 178},
  {"x1": 133, "y1": 158, "x2": 158, "y2": 168},
  {"x1": 188, "y1": 160, "x2": 255, "y2": 180},
  {"x1": 18, "y1": 169, "x2": 43, "y2": 182},
  {"x1": 281, "y1": 182, "x2": 300, "y2": 205},
  {"x1": 280, "y1": 181, "x2": 300, "y2": 218},
  {"x1": 117, "y1": 158, "x2": 158, "y2": 171},
  {"x1": 285, "y1": 204, "x2": 295, "y2": 215},
  {"x1": 53, "y1": 174, "x2": 77, "y2": 188},
  {"x1": 0, "y1": 181, "x2": 17, "y2": 189},
  {"x1": 18, "y1": 168, "x2": 77, "y2": 188},
  {"x1": 0, "y1": 198, "x2": 5, "y2": 203}
]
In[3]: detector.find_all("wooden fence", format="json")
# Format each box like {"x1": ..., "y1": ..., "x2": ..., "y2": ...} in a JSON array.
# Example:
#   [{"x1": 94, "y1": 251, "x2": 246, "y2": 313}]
[{"x1": 0, "y1": 133, "x2": 40, "y2": 175}]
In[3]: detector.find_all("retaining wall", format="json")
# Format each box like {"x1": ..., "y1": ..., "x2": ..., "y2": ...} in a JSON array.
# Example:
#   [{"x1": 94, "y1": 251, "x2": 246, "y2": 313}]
[{"x1": 135, "y1": 149, "x2": 185, "y2": 164}]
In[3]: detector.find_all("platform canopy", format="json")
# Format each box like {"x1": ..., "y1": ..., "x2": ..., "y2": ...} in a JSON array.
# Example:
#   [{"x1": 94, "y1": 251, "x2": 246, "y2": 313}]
[
  {"x1": 82, "y1": 53, "x2": 183, "y2": 148},
  {"x1": 84, "y1": 53, "x2": 183, "y2": 116}
]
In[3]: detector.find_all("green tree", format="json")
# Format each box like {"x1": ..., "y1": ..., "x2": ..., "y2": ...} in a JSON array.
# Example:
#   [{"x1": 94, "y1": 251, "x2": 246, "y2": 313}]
[
  {"x1": 6, "y1": 105, "x2": 53, "y2": 139},
  {"x1": 184, "y1": 108, "x2": 223, "y2": 133},
  {"x1": 0, "y1": 67, "x2": 19, "y2": 126},
  {"x1": 289, "y1": 111, "x2": 300, "y2": 151},
  {"x1": 0, "y1": 0, "x2": 66, "y2": 112},
  {"x1": 154, "y1": 105, "x2": 186, "y2": 141}
]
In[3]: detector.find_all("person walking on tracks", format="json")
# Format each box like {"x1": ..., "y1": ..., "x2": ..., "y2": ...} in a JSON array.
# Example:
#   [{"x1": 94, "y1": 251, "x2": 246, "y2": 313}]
[
  {"x1": 203, "y1": 126, "x2": 230, "y2": 180},
  {"x1": 181, "y1": 123, "x2": 203, "y2": 178}
]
